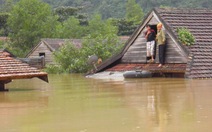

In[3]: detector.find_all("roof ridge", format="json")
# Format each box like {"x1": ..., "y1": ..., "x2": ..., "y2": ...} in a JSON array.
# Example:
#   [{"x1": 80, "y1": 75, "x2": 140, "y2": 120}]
[
  {"x1": 41, "y1": 38, "x2": 82, "y2": 41},
  {"x1": 155, "y1": 7, "x2": 212, "y2": 12}
]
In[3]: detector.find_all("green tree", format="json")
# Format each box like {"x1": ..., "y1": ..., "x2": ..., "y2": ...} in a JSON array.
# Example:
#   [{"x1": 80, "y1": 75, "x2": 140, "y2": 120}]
[
  {"x1": 111, "y1": 18, "x2": 138, "y2": 36},
  {"x1": 0, "y1": 0, "x2": 16, "y2": 12},
  {"x1": 46, "y1": 14, "x2": 124, "y2": 73},
  {"x1": 7, "y1": 0, "x2": 59, "y2": 57},
  {"x1": 59, "y1": 16, "x2": 87, "y2": 38},
  {"x1": 86, "y1": 14, "x2": 118, "y2": 37},
  {"x1": 126, "y1": 0, "x2": 144, "y2": 24},
  {"x1": 52, "y1": 42, "x2": 88, "y2": 73},
  {"x1": 108, "y1": 0, "x2": 144, "y2": 36},
  {"x1": 0, "y1": 13, "x2": 10, "y2": 36},
  {"x1": 54, "y1": 6, "x2": 88, "y2": 25}
]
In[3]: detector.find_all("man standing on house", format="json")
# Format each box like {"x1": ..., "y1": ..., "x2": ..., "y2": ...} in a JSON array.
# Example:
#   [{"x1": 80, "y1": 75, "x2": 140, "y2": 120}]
[
  {"x1": 145, "y1": 24, "x2": 156, "y2": 63},
  {"x1": 156, "y1": 23, "x2": 166, "y2": 67}
]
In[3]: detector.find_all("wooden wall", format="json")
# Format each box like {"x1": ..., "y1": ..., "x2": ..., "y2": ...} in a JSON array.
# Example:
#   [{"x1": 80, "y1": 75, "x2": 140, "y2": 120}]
[
  {"x1": 19, "y1": 57, "x2": 45, "y2": 69},
  {"x1": 121, "y1": 33, "x2": 147, "y2": 63},
  {"x1": 28, "y1": 42, "x2": 55, "y2": 65},
  {"x1": 156, "y1": 35, "x2": 187, "y2": 63}
]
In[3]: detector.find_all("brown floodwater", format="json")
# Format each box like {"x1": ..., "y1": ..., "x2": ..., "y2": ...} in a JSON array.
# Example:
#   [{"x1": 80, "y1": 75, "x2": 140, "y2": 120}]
[{"x1": 1, "y1": 74, "x2": 212, "y2": 132}]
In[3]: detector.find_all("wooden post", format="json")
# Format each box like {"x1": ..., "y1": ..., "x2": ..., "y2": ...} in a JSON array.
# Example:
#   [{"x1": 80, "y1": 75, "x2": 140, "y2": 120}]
[{"x1": 0, "y1": 80, "x2": 11, "y2": 91}]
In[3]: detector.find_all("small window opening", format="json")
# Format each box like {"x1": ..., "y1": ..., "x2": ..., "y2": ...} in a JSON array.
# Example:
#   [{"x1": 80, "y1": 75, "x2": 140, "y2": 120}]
[{"x1": 39, "y1": 53, "x2": 45, "y2": 57}]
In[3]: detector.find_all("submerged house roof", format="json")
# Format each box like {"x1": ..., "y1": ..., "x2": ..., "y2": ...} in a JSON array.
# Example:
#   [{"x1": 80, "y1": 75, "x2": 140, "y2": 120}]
[
  {"x1": 95, "y1": 8, "x2": 212, "y2": 79},
  {"x1": 27, "y1": 37, "x2": 130, "y2": 57},
  {"x1": 26, "y1": 37, "x2": 130, "y2": 66},
  {"x1": 25, "y1": 38, "x2": 83, "y2": 66},
  {"x1": 0, "y1": 49, "x2": 48, "y2": 90},
  {"x1": 26, "y1": 38, "x2": 82, "y2": 57}
]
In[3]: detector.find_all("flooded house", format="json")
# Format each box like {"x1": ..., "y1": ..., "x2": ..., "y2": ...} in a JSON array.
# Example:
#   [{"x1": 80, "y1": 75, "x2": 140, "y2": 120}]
[
  {"x1": 0, "y1": 49, "x2": 48, "y2": 91},
  {"x1": 26, "y1": 38, "x2": 82, "y2": 66},
  {"x1": 26, "y1": 37, "x2": 129, "y2": 68},
  {"x1": 92, "y1": 8, "x2": 212, "y2": 79}
]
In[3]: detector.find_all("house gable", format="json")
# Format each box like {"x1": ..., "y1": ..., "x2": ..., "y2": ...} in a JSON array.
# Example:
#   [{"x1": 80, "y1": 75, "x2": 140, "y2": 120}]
[
  {"x1": 121, "y1": 11, "x2": 188, "y2": 64},
  {"x1": 27, "y1": 41, "x2": 55, "y2": 64}
]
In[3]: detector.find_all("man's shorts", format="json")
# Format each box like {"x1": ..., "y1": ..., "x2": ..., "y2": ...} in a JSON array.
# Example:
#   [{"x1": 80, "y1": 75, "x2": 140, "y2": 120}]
[{"x1": 146, "y1": 41, "x2": 155, "y2": 57}]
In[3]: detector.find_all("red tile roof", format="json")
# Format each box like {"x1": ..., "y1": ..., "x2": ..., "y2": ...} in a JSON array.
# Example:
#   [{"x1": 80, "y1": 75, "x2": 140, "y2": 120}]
[
  {"x1": 106, "y1": 63, "x2": 186, "y2": 73},
  {"x1": 0, "y1": 50, "x2": 48, "y2": 82}
]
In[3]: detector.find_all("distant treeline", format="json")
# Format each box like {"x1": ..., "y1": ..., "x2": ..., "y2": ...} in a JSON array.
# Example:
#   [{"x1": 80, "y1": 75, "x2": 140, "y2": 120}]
[
  {"x1": 0, "y1": 0, "x2": 211, "y2": 19},
  {"x1": 41, "y1": 0, "x2": 212, "y2": 19}
]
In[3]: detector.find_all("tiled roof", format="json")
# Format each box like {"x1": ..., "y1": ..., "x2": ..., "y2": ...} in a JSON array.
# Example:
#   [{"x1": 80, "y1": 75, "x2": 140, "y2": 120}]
[
  {"x1": 42, "y1": 38, "x2": 82, "y2": 50},
  {"x1": 155, "y1": 8, "x2": 212, "y2": 78},
  {"x1": 42, "y1": 37, "x2": 129, "y2": 51},
  {"x1": 0, "y1": 50, "x2": 48, "y2": 82},
  {"x1": 106, "y1": 63, "x2": 186, "y2": 73}
]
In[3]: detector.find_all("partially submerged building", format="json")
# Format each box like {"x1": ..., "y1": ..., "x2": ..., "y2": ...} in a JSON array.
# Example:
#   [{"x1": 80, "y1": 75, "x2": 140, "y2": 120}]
[
  {"x1": 26, "y1": 38, "x2": 82, "y2": 65},
  {"x1": 26, "y1": 37, "x2": 130, "y2": 68},
  {"x1": 0, "y1": 49, "x2": 48, "y2": 91},
  {"x1": 93, "y1": 8, "x2": 212, "y2": 79}
]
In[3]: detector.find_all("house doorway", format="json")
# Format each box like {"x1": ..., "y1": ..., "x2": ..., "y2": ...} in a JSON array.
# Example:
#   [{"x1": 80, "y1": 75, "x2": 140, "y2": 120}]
[
  {"x1": 146, "y1": 24, "x2": 157, "y2": 62},
  {"x1": 151, "y1": 25, "x2": 157, "y2": 34},
  {"x1": 39, "y1": 53, "x2": 46, "y2": 68}
]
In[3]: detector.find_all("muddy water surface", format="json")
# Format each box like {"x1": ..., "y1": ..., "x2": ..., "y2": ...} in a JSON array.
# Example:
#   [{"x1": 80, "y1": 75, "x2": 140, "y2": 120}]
[{"x1": 1, "y1": 74, "x2": 212, "y2": 132}]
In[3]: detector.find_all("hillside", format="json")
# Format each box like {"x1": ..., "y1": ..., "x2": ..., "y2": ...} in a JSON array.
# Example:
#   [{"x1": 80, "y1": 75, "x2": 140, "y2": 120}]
[
  {"x1": 44, "y1": 0, "x2": 212, "y2": 19},
  {"x1": 1, "y1": 0, "x2": 211, "y2": 19}
]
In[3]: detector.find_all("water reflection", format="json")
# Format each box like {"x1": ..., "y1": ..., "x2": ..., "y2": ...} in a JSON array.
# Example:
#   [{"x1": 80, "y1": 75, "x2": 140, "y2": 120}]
[{"x1": 0, "y1": 75, "x2": 211, "y2": 132}]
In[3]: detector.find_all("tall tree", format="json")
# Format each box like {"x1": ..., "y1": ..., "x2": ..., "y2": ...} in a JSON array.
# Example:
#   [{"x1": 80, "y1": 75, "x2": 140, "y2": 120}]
[
  {"x1": 54, "y1": 6, "x2": 88, "y2": 25},
  {"x1": 60, "y1": 16, "x2": 87, "y2": 38},
  {"x1": 7, "y1": 0, "x2": 58, "y2": 57},
  {"x1": 0, "y1": 13, "x2": 9, "y2": 36},
  {"x1": 126, "y1": 0, "x2": 144, "y2": 24},
  {"x1": 0, "y1": 0, "x2": 16, "y2": 12}
]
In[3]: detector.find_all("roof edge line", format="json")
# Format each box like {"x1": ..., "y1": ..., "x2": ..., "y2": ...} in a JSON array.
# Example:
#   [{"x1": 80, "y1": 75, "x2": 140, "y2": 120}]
[
  {"x1": 42, "y1": 40, "x2": 55, "y2": 52},
  {"x1": 25, "y1": 41, "x2": 42, "y2": 58},
  {"x1": 153, "y1": 8, "x2": 189, "y2": 57}
]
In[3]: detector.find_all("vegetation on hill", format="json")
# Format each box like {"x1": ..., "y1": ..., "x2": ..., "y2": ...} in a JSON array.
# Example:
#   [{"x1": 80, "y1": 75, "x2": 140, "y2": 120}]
[
  {"x1": 1, "y1": 0, "x2": 211, "y2": 19},
  {"x1": 33, "y1": 0, "x2": 212, "y2": 18},
  {"x1": 0, "y1": 0, "x2": 143, "y2": 57}
]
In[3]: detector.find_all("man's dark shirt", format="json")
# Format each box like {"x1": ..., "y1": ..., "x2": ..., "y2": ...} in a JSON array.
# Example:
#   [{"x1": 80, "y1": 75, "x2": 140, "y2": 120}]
[{"x1": 146, "y1": 30, "x2": 156, "y2": 42}]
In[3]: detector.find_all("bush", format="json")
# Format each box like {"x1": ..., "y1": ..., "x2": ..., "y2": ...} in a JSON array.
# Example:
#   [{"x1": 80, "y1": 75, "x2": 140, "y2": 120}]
[
  {"x1": 177, "y1": 27, "x2": 195, "y2": 46},
  {"x1": 53, "y1": 42, "x2": 91, "y2": 73},
  {"x1": 45, "y1": 36, "x2": 124, "y2": 73},
  {"x1": 45, "y1": 14, "x2": 124, "y2": 74},
  {"x1": 44, "y1": 64, "x2": 64, "y2": 74}
]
